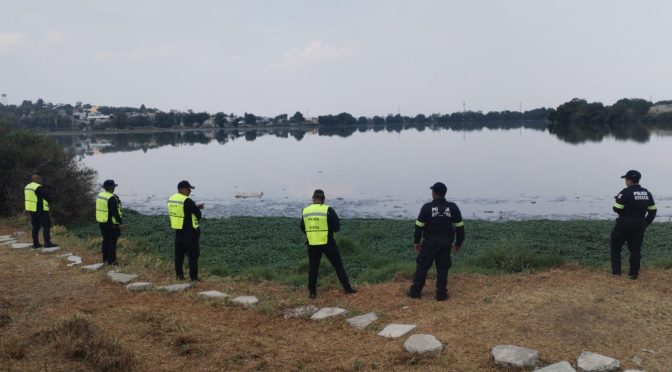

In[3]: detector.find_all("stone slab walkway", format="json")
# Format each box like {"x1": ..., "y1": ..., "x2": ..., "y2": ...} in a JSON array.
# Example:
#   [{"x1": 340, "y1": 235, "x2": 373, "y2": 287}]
[
  {"x1": 378, "y1": 324, "x2": 417, "y2": 338},
  {"x1": 311, "y1": 307, "x2": 347, "y2": 320}
]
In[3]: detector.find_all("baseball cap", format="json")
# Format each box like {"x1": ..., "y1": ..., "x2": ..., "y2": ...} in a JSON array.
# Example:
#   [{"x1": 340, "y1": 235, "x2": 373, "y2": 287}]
[
  {"x1": 177, "y1": 180, "x2": 195, "y2": 190},
  {"x1": 620, "y1": 170, "x2": 641, "y2": 182},
  {"x1": 430, "y1": 182, "x2": 447, "y2": 195},
  {"x1": 102, "y1": 179, "x2": 118, "y2": 188}
]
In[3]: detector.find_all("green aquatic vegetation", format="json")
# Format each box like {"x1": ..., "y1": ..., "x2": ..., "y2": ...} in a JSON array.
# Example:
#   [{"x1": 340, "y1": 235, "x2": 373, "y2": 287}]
[{"x1": 69, "y1": 211, "x2": 672, "y2": 285}]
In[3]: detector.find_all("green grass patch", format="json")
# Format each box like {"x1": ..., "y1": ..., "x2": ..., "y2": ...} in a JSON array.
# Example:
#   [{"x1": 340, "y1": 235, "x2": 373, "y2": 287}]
[{"x1": 67, "y1": 211, "x2": 672, "y2": 285}]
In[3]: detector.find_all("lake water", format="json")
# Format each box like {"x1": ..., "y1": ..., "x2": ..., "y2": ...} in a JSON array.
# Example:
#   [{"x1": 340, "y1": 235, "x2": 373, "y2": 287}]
[{"x1": 50, "y1": 124, "x2": 671, "y2": 221}]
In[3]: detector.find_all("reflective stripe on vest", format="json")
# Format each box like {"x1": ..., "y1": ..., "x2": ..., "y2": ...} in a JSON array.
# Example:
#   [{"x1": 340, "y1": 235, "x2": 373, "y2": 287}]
[
  {"x1": 167, "y1": 193, "x2": 198, "y2": 230},
  {"x1": 96, "y1": 191, "x2": 122, "y2": 224},
  {"x1": 24, "y1": 182, "x2": 49, "y2": 212},
  {"x1": 302, "y1": 204, "x2": 329, "y2": 246}
]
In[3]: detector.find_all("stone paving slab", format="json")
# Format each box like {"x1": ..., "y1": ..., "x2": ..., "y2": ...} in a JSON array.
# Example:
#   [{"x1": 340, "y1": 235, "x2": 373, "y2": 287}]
[
  {"x1": 577, "y1": 352, "x2": 619, "y2": 371},
  {"x1": 107, "y1": 271, "x2": 138, "y2": 284},
  {"x1": 59, "y1": 253, "x2": 73, "y2": 257},
  {"x1": 311, "y1": 307, "x2": 347, "y2": 320},
  {"x1": 41, "y1": 247, "x2": 61, "y2": 253},
  {"x1": 346, "y1": 312, "x2": 378, "y2": 330},
  {"x1": 10, "y1": 243, "x2": 33, "y2": 249},
  {"x1": 284, "y1": 305, "x2": 319, "y2": 319},
  {"x1": 0, "y1": 239, "x2": 17, "y2": 246},
  {"x1": 198, "y1": 290, "x2": 230, "y2": 299},
  {"x1": 81, "y1": 263, "x2": 105, "y2": 271},
  {"x1": 535, "y1": 361, "x2": 576, "y2": 372},
  {"x1": 66, "y1": 255, "x2": 82, "y2": 266},
  {"x1": 377, "y1": 324, "x2": 417, "y2": 338},
  {"x1": 159, "y1": 283, "x2": 192, "y2": 292},
  {"x1": 492, "y1": 345, "x2": 539, "y2": 368},
  {"x1": 232, "y1": 296, "x2": 259, "y2": 305},
  {"x1": 0, "y1": 235, "x2": 12, "y2": 240},
  {"x1": 404, "y1": 334, "x2": 443, "y2": 354},
  {"x1": 127, "y1": 282, "x2": 153, "y2": 292}
]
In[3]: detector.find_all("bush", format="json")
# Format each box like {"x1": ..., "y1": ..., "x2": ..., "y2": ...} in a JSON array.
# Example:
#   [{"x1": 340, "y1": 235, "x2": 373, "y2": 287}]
[
  {"x1": 471, "y1": 235, "x2": 565, "y2": 273},
  {"x1": 0, "y1": 121, "x2": 97, "y2": 222}
]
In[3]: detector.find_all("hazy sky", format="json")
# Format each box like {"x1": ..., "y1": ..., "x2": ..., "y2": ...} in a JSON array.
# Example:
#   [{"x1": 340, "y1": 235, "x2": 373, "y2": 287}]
[{"x1": 1, "y1": 0, "x2": 670, "y2": 116}]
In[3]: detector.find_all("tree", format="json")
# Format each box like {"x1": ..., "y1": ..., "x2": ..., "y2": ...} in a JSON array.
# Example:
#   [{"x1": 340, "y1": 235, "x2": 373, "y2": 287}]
[
  {"x1": 214, "y1": 112, "x2": 228, "y2": 127},
  {"x1": 290, "y1": 111, "x2": 305, "y2": 123},
  {"x1": 244, "y1": 112, "x2": 257, "y2": 125}
]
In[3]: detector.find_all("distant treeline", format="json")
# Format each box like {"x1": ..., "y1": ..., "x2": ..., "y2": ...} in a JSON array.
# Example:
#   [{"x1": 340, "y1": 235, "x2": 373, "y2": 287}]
[
  {"x1": 0, "y1": 98, "x2": 552, "y2": 132},
  {"x1": 548, "y1": 98, "x2": 672, "y2": 144}
]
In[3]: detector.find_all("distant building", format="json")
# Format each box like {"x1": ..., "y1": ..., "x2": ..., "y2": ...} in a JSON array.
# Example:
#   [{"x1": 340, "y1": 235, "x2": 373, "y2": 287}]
[{"x1": 649, "y1": 102, "x2": 672, "y2": 115}]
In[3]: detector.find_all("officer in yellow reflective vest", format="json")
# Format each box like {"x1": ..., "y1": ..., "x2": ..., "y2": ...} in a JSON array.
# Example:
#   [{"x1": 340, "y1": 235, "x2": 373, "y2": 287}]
[
  {"x1": 168, "y1": 180, "x2": 204, "y2": 281},
  {"x1": 96, "y1": 179, "x2": 123, "y2": 265},
  {"x1": 24, "y1": 174, "x2": 56, "y2": 249},
  {"x1": 300, "y1": 189, "x2": 357, "y2": 299}
]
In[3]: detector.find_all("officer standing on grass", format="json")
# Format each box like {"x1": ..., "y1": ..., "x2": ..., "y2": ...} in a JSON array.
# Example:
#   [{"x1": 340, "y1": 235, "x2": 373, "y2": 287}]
[
  {"x1": 300, "y1": 189, "x2": 357, "y2": 299},
  {"x1": 611, "y1": 170, "x2": 656, "y2": 279},
  {"x1": 24, "y1": 174, "x2": 57, "y2": 249},
  {"x1": 168, "y1": 180, "x2": 204, "y2": 282},
  {"x1": 96, "y1": 180, "x2": 123, "y2": 265},
  {"x1": 408, "y1": 182, "x2": 465, "y2": 301}
]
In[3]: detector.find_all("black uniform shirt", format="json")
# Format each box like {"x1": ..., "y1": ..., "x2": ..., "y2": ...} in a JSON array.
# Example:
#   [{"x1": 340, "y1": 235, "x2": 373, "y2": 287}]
[
  {"x1": 613, "y1": 184, "x2": 656, "y2": 225},
  {"x1": 176, "y1": 197, "x2": 202, "y2": 237},
  {"x1": 414, "y1": 197, "x2": 465, "y2": 245},
  {"x1": 299, "y1": 206, "x2": 341, "y2": 244},
  {"x1": 34, "y1": 186, "x2": 52, "y2": 214}
]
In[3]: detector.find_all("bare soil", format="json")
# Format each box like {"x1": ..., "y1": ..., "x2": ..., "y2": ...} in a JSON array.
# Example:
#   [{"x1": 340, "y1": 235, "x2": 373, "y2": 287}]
[{"x1": 1, "y1": 226, "x2": 670, "y2": 371}]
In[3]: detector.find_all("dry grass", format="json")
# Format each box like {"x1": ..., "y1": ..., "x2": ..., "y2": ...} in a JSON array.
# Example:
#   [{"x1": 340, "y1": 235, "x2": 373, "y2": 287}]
[{"x1": 1, "y1": 224, "x2": 671, "y2": 371}]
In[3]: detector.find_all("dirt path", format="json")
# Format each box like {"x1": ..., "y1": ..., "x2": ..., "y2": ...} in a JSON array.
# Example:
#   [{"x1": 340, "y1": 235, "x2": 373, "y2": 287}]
[{"x1": 1, "y1": 227, "x2": 670, "y2": 371}]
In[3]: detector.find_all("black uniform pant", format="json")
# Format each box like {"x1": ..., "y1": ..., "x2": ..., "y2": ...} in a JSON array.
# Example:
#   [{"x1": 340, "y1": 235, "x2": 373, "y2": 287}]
[
  {"x1": 175, "y1": 232, "x2": 200, "y2": 280},
  {"x1": 410, "y1": 236, "x2": 453, "y2": 298},
  {"x1": 30, "y1": 212, "x2": 51, "y2": 246},
  {"x1": 100, "y1": 225, "x2": 120, "y2": 264},
  {"x1": 611, "y1": 221, "x2": 646, "y2": 276},
  {"x1": 307, "y1": 242, "x2": 352, "y2": 294}
]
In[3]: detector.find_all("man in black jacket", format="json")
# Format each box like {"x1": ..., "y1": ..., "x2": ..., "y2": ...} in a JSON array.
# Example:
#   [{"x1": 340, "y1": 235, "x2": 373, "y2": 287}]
[
  {"x1": 611, "y1": 170, "x2": 656, "y2": 279},
  {"x1": 300, "y1": 189, "x2": 357, "y2": 299},
  {"x1": 24, "y1": 174, "x2": 57, "y2": 249},
  {"x1": 96, "y1": 180, "x2": 123, "y2": 265},
  {"x1": 168, "y1": 180, "x2": 204, "y2": 281},
  {"x1": 408, "y1": 182, "x2": 465, "y2": 301}
]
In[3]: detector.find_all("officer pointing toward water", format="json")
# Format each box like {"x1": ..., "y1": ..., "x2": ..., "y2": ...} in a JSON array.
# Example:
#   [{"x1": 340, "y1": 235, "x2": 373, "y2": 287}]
[{"x1": 610, "y1": 170, "x2": 656, "y2": 279}]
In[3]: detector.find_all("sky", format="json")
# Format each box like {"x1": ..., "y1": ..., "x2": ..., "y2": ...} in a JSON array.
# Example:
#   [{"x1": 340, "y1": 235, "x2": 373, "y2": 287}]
[{"x1": 1, "y1": 0, "x2": 671, "y2": 117}]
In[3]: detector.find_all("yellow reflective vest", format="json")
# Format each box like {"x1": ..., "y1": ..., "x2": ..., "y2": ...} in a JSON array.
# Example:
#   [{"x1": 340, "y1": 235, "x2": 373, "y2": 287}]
[
  {"x1": 302, "y1": 204, "x2": 330, "y2": 246},
  {"x1": 168, "y1": 193, "x2": 199, "y2": 230},
  {"x1": 24, "y1": 182, "x2": 49, "y2": 212},
  {"x1": 96, "y1": 191, "x2": 122, "y2": 224}
]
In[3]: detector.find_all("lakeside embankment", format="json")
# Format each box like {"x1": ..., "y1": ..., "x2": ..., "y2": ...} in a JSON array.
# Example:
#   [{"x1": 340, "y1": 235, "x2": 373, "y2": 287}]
[{"x1": 68, "y1": 211, "x2": 672, "y2": 286}]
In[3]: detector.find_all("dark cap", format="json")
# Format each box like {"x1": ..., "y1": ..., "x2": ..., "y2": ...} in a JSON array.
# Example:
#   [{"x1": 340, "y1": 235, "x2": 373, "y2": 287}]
[
  {"x1": 620, "y1": 170, "x2": 641, "y2": 182},
  {"x1": 430, "y1": 182, "x2": 447, "y2": 195},
  {"x1": 312, "y1": 189, "x2": 325, "y2": 200},
  {"x1": 177, "y1": 180, "x2": 195, "y2": 190},
  {"x1": 102, "y1": 179, "x2": 118, "y2": 188}
]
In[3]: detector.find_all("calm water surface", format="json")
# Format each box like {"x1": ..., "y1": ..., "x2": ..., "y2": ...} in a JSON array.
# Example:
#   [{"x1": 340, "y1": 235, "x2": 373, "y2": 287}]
[{"x1": 51, "y1": 126, "x2": 671, "y2": 220}]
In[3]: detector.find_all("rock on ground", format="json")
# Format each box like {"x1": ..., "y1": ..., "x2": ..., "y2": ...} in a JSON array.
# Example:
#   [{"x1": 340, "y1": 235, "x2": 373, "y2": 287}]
[
  {"x1": 127, "y1": 282, "x2": 153, "y2": 292},
  {"x1": 284, "y1": 305, "x2": 319, "y2": 319},
  {"x1": 346, "y1": 312, "x2": 378, "y2": 330},
  {"x1": 232, "y1": 296, "x2": 259, "y2": 305},
  {"x1": 159, "y1": 283, "x2": 192, "y2": 292},
  {"x1": 41, "y1": 247, "x2": 61, "y2": 253},
  {"x1": 535, "y1": 361, "x2": 576, "y2": 372},
  {"x1": 198, "y1": 290, "x2": 229, "y2": 299},
  {"x1": 577, "y1": 352, "x2": 620, "y2": 371},
  {"x1": 10, "y1": 243, "x2": 32, "y2": 249},
  {"x1": 403, "y1": 334, "x2": 443, "y2": 354},
  {"x1": 81, "y1": 263, "x2": 105, "y2": 271},
  {"x1": 107, "y1": 271, "x2": 138, "y2": 284},
  {"x1": 310, "y1": 307, "x2": 347, "y2": 320},
  {"x1": 377, "y1": 324, "x2": 417, "y2": 338},
  {"x1": 492, "y1": 345, "x2": 539, "y2": 368}
]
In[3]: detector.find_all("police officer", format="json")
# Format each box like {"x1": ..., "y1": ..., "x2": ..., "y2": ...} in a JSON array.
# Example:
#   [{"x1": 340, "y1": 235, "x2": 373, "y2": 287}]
[
  {"x1": 96, "y1": 180, "x2": 123, "y2": 265},
  {"x1": 408, "y1": 182, "x2": 465, "y2": 301},
  {"x1": 611, "y1": 170, "x2": 656, "y2": 279},
  {"x1": 300, "y1": 189, "x2": 357, "y2": 299},
  {"x1": 24, "y1": 174, "x2": 57, "y2": 249},
  {"x1": 168, "y1": 180, "x2": 204, "y2": 281}
]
